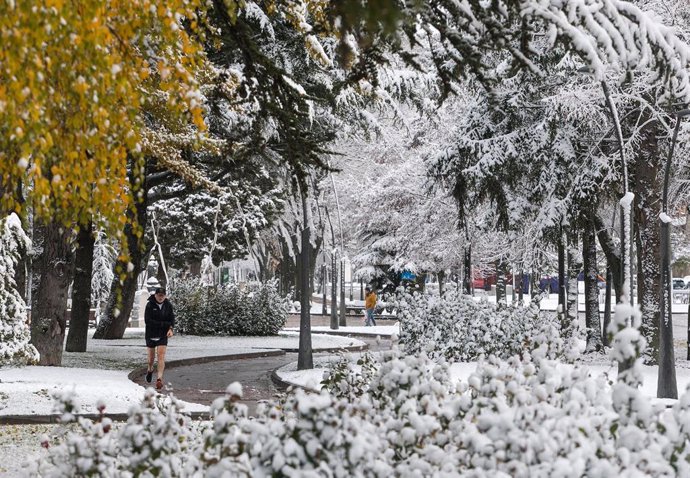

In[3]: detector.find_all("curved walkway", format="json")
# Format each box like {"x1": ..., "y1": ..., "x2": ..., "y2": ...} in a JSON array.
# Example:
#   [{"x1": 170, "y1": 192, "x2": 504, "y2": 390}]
[
  {"x1": 152, "y1": 334, "x2": 393, "y2": 415},
  {"x1": 0, "y1": 329, "x2": 377, "y2": 424}
]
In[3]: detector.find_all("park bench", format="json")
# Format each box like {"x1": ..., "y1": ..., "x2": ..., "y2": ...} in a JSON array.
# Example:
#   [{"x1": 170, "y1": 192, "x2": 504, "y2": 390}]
[
  {"x1": 64, "y1": 309, "x2": 98, "y2": 328},
  {"x1": 346, "y1": 304, "x2": 365, "y2": 315}
]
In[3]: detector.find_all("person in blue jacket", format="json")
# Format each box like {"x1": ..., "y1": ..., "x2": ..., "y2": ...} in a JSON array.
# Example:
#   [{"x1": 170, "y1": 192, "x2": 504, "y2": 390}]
[{"x1": 144, "y1": 287, "x2": 175, "y2": 390}]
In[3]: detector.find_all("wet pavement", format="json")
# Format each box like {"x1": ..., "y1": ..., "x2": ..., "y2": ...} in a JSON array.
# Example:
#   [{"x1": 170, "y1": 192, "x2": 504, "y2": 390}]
[{"x1": 132, "y1": 335, "x2": 392, "y2": 415}]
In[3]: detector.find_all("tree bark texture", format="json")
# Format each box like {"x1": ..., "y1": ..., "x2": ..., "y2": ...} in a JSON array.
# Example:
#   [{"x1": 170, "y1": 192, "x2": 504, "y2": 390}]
[
  {"x1": 321, "y1": 263, "x2": 328, "y2": 316},
  {"x1": 603, "y1": 265, "x2": 612, "y2": 347},
  {"x1": 30, "y1": 221, "x2": 73, "y2": 365},
  {"x1": 298, "y1": 193, "x2": 313, "y2": 370},
  {"x1": 594, "y1": 215, "x2": 623, "y2": 303},
  {"x1": 632, "y1": 129, "x2": 662, "y2": 364},
  {"x1": 438, "y1": 270, "x2": 445, "y2": 297},
  {"x1": 658, "y1": 219, "x2": 677, "y2": 398},
  {"x1": 463, "y1": 245, "x2": 472, "y2": 295},
  {"x1": 566, "y1": 233, "x2": 581, "y2": 340},
  {"x1": 65, "y1": 223, "x2": 95, "y2": 352},
  {"x1": 157, "y1": 259, "x2": 168, "y2": 290},
  {"x1": 496, "y1": 260, "x2": 506, "y2": 305},
  {"x1": 558, "y1": 229, "x2": 567, "y2": 313},
  {"x1": 188, "y1": 258, "x2": 202, "y2": 277},
  {"x1": 93, "y1": 199, "x2": 147, "y2": 339},
  {"x1": 330, "y1": 252, "x2": 338, "y2": 329},
  {"x1": 339, "y1": 258, "x2": 347, "y2": 327},
  {"x1": 583, "y1": 225, "x2": 603, "y2": 352}
]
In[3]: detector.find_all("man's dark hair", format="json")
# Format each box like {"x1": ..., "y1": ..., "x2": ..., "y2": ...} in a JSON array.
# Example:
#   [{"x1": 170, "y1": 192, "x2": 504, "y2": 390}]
[{"x1": 155, "y1": 287, "x2": 166, "y2": 295}]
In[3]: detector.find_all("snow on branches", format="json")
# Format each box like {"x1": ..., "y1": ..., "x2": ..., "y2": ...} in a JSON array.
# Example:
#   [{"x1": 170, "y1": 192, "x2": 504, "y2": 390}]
[{"x1": 0, "y1": 214, "x2": 38, "y2": 366}]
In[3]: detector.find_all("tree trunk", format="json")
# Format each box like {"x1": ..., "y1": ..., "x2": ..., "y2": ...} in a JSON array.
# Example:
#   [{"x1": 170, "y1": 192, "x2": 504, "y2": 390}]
[
  {"x1": 565, "y1": 232, "x2": 581, "y2": 340},
  {"x1": 583, "y1": 224, "x2": 603, "y2": 353},
  {"x1": 558, "y1": 228, "x2": 567, "y2": 313},
  {"x1": 594, "y1": 215, "x2": 623, "y2": 303},
  {"x1": 632, "y1": 148, "x2": 662, "y2": 364},
  {"x1": 321, "y1": 263, "x2": 327, "y2": 316},
  {"x1": 416, "y1": 273, "x2": 428, "y2": 293},
  {"x1": 188, "y1": 258, "x2": 202, "y2": 277},
  {"x1": 603, "y1": 265, "x2": 612, "y2": 346},
  {"x1": 30, "y1": 221, "x2": 73, "y2": 365},
  {"x1": 530, "y1": 270, "x2": 538, "y2": 300},
  {"x1": 438, "y1": 270, "x2": 445, "y2": 297},
  {"x1": 463, "y1": 245, "x2": 472, "y2": 295},
  {"x1": 330, "y1": 252, "x2": 338, "y2": 329},
  {"x1": 279, "y1": 239, "x2": 296, "y2": 296},
  {"x1": 157, "y1": 258, "x2": 167, "y2": 291},
  {"x1": 292, "y1": 236, "x2": 301, "y2": 301},
  {"x1": 658, "y1": 119, "x2": 678, "y2": 398},
  {"x1": 658, "y1": 217, "x2": 677, "y2": 398},
  {"x1": 298, "y1": 191, "x2": 313, "y2": 369},
  {"x1": 93, "y1": 199, "x2": 147, "y2": 340},
  {"x1": 339, "y1": 257, "x2": 347, "y2": 327},
  {"x1": 65, "y1": 223, "x2": 95, "y2": 352},
  {"x1": 15, "y1": 239, "x2": 28, "y2": 302},
  {"x1": 496, "y1": 260, "x2": 506, "y2": 305}
]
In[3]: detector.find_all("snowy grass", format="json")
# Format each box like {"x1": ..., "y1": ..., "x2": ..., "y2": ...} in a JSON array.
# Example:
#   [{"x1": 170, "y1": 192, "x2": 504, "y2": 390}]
[
  {"x1": 1, "y1": 328, "x2": 366, "y2": 417},
  {"x1": 0, "y1": 328, "x2": 367, "y2": 476}
]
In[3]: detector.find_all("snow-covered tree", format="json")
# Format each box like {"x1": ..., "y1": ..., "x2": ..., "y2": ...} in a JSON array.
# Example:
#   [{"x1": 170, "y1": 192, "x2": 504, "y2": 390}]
[{"x1": 0, "y1": 214, "x2": 38, "y2": 366}]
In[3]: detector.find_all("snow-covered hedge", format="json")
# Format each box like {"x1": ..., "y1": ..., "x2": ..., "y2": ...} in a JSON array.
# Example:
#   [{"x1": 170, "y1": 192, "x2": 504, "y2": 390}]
[
  {"x1": 173, "y1": 279, "x2": 288, "y2": 336},
  {"x1": 0, "y1": 213, "x2": 39, "y2": 366},
  {"x1": 396, "y1": 288, "x2": 563, "y2": 362},
  {"x1": 34, "y1": 347, "x2": 690, "y2": 477}
]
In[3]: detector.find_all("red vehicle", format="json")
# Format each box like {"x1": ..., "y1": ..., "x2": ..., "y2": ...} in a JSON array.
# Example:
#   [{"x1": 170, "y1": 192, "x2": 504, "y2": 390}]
[{"x1": 472, "y1": 272, "x2": 514, "y2": 291}]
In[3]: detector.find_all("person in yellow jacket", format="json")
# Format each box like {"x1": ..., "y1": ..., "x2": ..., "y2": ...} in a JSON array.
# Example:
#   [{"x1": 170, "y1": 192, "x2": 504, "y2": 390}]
[{"x1": 364, "y1": 287, "x2": 377, "y2": 326}]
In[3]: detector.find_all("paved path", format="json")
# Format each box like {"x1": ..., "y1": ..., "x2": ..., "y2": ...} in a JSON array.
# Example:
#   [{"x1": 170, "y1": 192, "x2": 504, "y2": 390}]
[{"x1": 154, "y1": 336, "x2": 392, "y2": 415}]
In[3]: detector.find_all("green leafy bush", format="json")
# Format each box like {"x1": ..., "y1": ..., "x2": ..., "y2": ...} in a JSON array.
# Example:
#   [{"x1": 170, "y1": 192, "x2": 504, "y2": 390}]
[{"x1": 173, "y1": 279, "x2": 288, "y2": 336}]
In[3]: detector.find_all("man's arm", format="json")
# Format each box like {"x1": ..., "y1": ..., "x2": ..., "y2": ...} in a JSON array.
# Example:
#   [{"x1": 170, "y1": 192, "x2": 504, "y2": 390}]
[{"x1": 144, "y1": 302, "x2": 152, "y2": 326}]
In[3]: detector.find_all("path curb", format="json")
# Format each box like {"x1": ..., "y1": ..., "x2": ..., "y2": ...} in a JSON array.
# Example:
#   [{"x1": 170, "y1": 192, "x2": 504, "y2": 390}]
[
  {"x1": 1, "y1": 343, "x2": 369, "y2": 425},
  {"x1": 277, "y1": 344, "x2": 369, "y2": 353},
  {"x1": 270, "y1": 368, "x2": 320, "y2": 393},
  {"x1": 0, "y1": 410, "x2": 211, "y2": 425},
  {"x1": 288, "y1": 329, "x2": 396, "y2": 339}
]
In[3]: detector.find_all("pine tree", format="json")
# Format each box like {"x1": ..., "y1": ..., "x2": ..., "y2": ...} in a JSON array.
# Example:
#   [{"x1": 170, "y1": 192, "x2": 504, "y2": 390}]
[{"x1": 0, "y1": 214, "x2": 38, "y2": 365}]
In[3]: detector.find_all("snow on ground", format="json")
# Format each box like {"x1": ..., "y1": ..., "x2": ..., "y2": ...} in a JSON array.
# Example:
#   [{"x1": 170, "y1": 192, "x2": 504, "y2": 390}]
[
  {"x1": 0, "y1": 367, "x2": 207, "y2": 417},
  {"x1": 0, "y1": 329, "x2": 366, "y2": 476},
  {"x1": 474, "y1": 291, "x2": 690, "y2": 313},
  {"x1": 0, "y1": 424, "x2": 53, "y2": 476},
  {"x1": 0, "y1": 329, "x2": 365, "y2": 418},
  {"x1": 275, "y1": 354, "x2": 347, "y2": 391},
  {"x1": 283, "y1": 324, "x2": 400, "y2": 336}
]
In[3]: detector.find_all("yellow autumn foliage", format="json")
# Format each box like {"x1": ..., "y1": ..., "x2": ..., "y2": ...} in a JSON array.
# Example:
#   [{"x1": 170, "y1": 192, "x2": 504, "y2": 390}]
[{"x1": 0, "y1": 0, "x2": 208, "y2": 234}]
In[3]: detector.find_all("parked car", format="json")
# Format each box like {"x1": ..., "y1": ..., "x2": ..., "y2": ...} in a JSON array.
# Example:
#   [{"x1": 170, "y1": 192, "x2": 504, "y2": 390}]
[{"x1": 673, "y1": 278, "x2": 687, "y2": 290}]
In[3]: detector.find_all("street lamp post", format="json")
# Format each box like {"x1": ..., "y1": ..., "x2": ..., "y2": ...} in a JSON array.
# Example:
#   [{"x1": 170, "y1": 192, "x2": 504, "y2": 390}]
[
  {"x1": 658, "y1": 108, "x2": 690, "y2": 398},
  {"x1": 660, "y1": 109, "x2": 690, "y2": 354},
  {"x1": 330, "y1": 249, "x2": 339, "y2": 330}
]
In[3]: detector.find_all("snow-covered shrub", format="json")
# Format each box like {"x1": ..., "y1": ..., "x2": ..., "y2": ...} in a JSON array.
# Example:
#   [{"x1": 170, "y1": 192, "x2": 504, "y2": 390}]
[
  {"x1": 36, "y1": 298, "x2": 690, "y2": 477},
  {"x1": 35, "y1": 347, "x2": 690, "y2": 477},
  {"x1": 321, "y1": 351, "x2": 379, "y2": 401},
  {"x1": 91, "y1": 230, "x2": 116, "y2": 322},
  {"x1": 0, "y1": 213, "x2": 39, "y2": 365},
  {"x1": 174, "y1": 278, "x2": 288, "y2": 336},
  {"x1": 33, "y1": 389, "x2": 198, "y2": 477},
  {"x1": 396, "y1": 288, "x2": 563, "y2": 362}
]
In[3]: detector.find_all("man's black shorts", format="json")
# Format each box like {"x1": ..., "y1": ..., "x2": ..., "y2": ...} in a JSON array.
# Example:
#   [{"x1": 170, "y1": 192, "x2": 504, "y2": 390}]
[{"x1": 146, "y1": 337, "x2": 168, "y2": 348}]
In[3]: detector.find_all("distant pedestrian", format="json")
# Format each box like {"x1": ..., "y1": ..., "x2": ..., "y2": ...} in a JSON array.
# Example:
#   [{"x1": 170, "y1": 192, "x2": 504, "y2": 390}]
[
  {"x1": 144, "y1": 287, "x2": 175, "y2": 390},
  {"x1": 364, "y1": 287, "x2": 377, "y2": 326}
]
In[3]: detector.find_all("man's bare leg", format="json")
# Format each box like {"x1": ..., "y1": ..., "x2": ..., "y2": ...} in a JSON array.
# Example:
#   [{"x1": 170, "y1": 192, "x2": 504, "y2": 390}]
[
  {"x1": 157, "y1": 345, "x2": 167, "y2": 380},
  {"x1": 147, "y1": 347, "x2": 155, "y2": 372}
]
